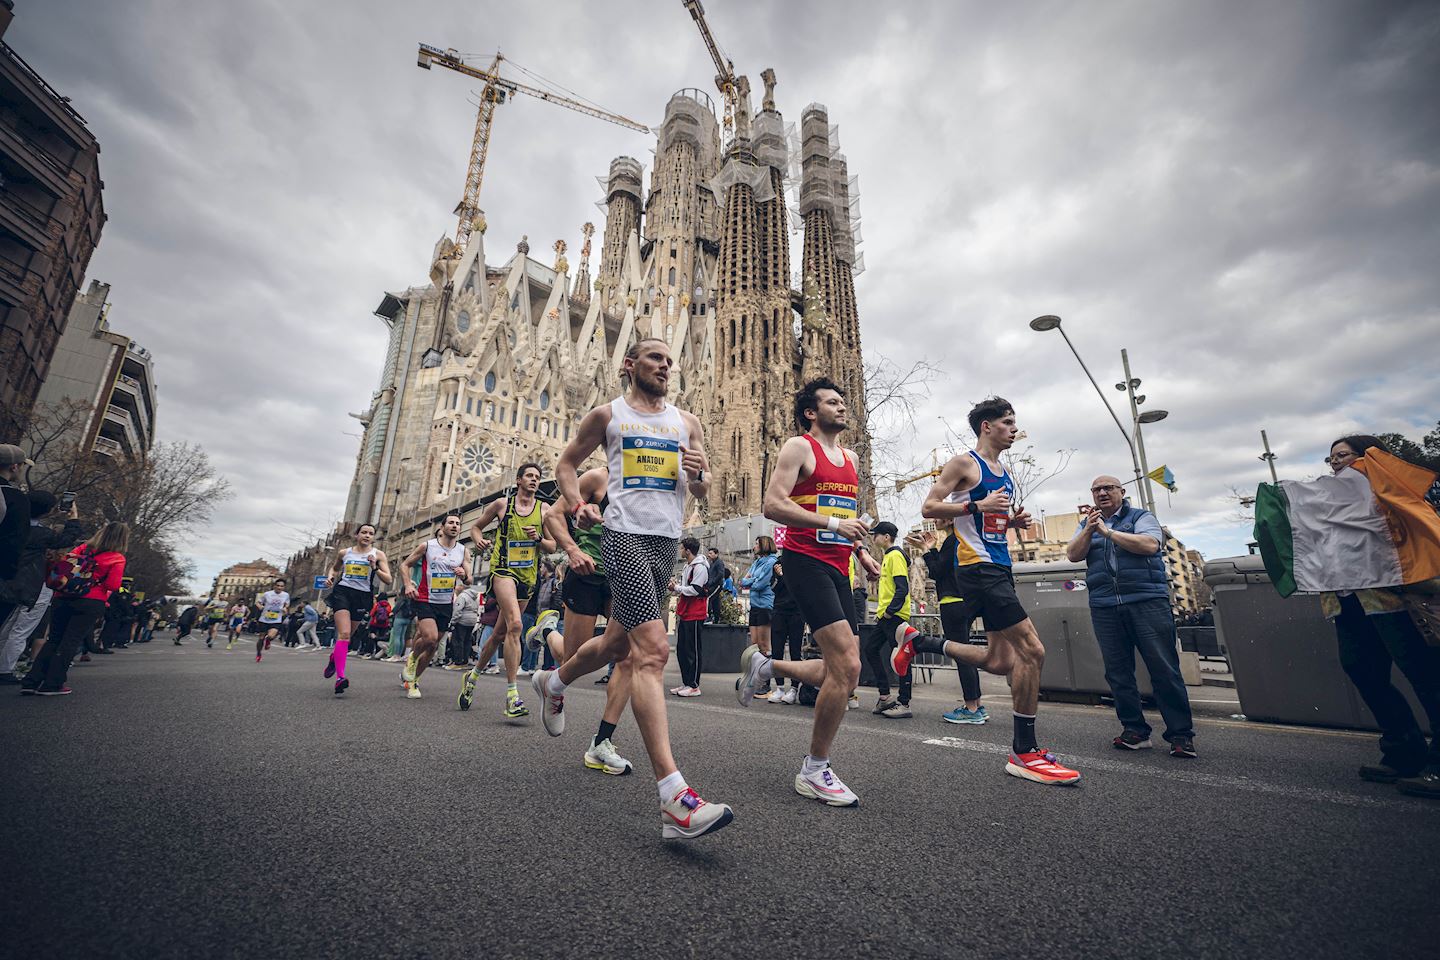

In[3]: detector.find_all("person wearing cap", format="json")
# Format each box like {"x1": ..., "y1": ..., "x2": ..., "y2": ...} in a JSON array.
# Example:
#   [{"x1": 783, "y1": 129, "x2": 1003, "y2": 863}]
[
  {"x1": 0, "y1": 444, "x2": 34, "y2": 629},
  {"x1": 861, "y1": 521, "x2": 914, "y2": 718}
]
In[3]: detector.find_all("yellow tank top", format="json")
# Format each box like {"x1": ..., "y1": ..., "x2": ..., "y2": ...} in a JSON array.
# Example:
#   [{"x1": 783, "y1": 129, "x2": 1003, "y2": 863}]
[{"x1": 488, "y1": 495, "x2": 542, "y2": 586}]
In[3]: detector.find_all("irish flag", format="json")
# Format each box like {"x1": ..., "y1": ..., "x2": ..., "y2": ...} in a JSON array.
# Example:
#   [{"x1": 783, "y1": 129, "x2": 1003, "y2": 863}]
[{"x1": 1253, "y1": 449, "x2": 1440, "y2": 597}]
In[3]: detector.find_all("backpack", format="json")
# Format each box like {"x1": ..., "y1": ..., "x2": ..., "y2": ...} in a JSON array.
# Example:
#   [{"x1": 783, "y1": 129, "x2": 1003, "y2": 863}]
[
  {"x1": 370, "y1": 601, "x2": 392, "y2": 630},
  {"x1": 47, "y1": 544, "x2": 99, "y2": 598}
]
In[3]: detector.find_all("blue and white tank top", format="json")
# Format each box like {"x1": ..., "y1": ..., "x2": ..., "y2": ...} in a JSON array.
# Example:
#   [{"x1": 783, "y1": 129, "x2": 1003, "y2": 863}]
[
  {"x1": 604, "y1": 396, "x2": 689, "y2": 538},
  {"x1": 338, "y1": 548, "x2": 376, "y2": 592},
  {"x1": 953, "y1": 451, "x2": 1015, "y2": 568}
]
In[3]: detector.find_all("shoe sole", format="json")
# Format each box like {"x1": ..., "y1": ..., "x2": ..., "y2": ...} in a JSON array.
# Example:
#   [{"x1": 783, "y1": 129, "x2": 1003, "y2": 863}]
[
  {"x1": 1004, "y1": 762, "x2": 1081, "y2": 786},
  {"x1": 457, "y1": 673, "x2": 475, "y2": 711},
  {"x1": 661, "y1": 805, "x2": 734, "y2": 840},
  {"x1": 942, "y1": 715, "x2": 987, "y2": 724},
  {"x1": 584, "y1": 755, "x2": 633, "y2": 776},
  {"x1": 872, "y1": 701, "x2": 896, "y2": 715},
  {"x1": 334, "y1": 679, "x2": 349, "y2": 696},
  {"x1": 1113, "y1": 739, "x2": 1153, "y2": 750},
  {"x1": 324, "y1": 658, "x2": 336, "y2": 679},
  {"x1": 889, "y1": 645, "x2": 911, "y2": 678},
  {"x1": 735, "y1": 643, "x2": 763, "y2": 707},
  {"x1": 794, "y1": 774, "x2": 859, "y2": 807},
  {"x1": 881, "y1": 710, "x2": 912, "y2": 719},
  {"x1": 533, "y1": 671, "x2": 564, "y2": 737},
  {"x1": 35, "y1": 690, "x2": 71, "y2": 696},
  {"x1": 1358, "y1": 769, "x2": 1400, "y2": 784}
]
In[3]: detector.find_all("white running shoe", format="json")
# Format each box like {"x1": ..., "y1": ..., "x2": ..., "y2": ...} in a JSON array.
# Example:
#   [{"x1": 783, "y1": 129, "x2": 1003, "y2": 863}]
[
  {"x1": 532, "y1": 670, "x2": 564, "y2": 737},
  {"x1": 766, "y1": 687, "x2": 786, "y2": 704},
  {"x1": 406, "y1": 681, "x2": 421, "y2": 700},
  {"x1": 676, "y1": 686, "x2": 701, "y2": 698},
  {"x1": 848, "y1": 693, "x2": 859, "y2": 711},
  {"x1": 781, "y1": 687, "x2": 797, "y2": 705},
  {"x1": 583, "y1": 738, "x2": 633, "y2": 775},
  {"x1": 794, "y1": 764, "x2": 860, "y2": 807},
  {"x1": 735, "y1": 644, "x2": 769, "y2": 707},
  {"x1": 660, "y1": 787, "x2": 734, "y2": 840},
  {"x1": 526, "y1": 609, "x2": 559, "y2": 652}
]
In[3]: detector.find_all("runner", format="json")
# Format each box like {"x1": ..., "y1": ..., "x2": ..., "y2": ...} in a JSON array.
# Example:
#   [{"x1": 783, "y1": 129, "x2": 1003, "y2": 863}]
[
  {"x1": 891, "y1": 396, "x2": 1081, "y2": 785},
  {"x1": 398, "y1": 512, "x2": 471, "y2": 700},
  {"x1": 533, "y1": 465, "x2": 636, "y2": 775},
  {"x1": 204, "y1": 595, "x2": 227, "y2": 648},
  {"x1": 226, "y1": 599, "x2": 247, "y2": 649},
  {"x1": 255, "y1": 578, "x2": 289, "y2": 662},
  {"x1": 321, "y1": 522, "x2": 394, "y2": 696},
  {"x1": 738, "y1": 377, "x2": 879, "y2": 808},
  {"x1": 915, "y1": 529, "x2": 988, "y2": 724},
  {"x1": 530, "y1": 337, "x2": 733, "y2": 840},
  {"x1": 461, "y1": 462, "x2": 554, "y2": 718}
]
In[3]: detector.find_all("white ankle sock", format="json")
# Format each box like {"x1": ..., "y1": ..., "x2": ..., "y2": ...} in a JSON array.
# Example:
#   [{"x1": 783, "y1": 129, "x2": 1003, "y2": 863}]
[
  {"x1": 754, "y1": 651, "x2": 773, "y2": 682},
  {"x1": 545, "y1": 672, "x2": 567, "y2": 696},
  {"x1": 657, "y1": 770, "x2": 687, "y2": 803},
  {"x1": 802, "y1": 755, "x2": 829, "y2": 775}
]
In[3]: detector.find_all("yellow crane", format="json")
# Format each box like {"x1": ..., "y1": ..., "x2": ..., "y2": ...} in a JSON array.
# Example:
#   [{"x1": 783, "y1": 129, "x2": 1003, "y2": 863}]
[
  {"x1": 681, "y1": 0, "x2": 738, "y2": 144},
  {"x1": 417, "y1": 43, "x2": 651, "y2": 254}
]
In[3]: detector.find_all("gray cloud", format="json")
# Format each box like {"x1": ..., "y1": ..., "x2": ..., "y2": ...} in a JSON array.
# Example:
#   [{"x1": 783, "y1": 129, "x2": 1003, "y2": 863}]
[{"x1": 12, "y1": 0, "x2": 1439, "y2": 586}]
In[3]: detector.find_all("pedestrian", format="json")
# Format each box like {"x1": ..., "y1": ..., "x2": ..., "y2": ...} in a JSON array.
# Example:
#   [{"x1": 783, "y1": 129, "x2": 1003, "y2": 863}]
[
  {"x1": 739, "y1": 536, "x2": 777, "y2": 696},
  {"x1": 861, "y1": 522, "x2": 913, "y2": 718},
  {"x1": 915, "y1": 529, "x2": 987, "y2": 724},
  {"x1": 0, "y1": 491, "x2": 84, "y2": 683},
  {"x1": 447, "y1": 583, "x2": 480, "y2": 670},
  {"x1": 296, "y1": 600, "x2": 320, "y2": 648},
  {"x1": 0, "y1": 444, "x2": 33, "y2": 632},
  {"x1": 365, "y1": 592, "x2": 392, "y2": 660},
  {"x1": 176, "y1": 604, "x2": 199, "y2": 645},
  {"x1": 670, "y1": 536, "x2": 709, "y2": 697},
  {"x1": 1065, "y1": 475, "x2": 1196, "y2": 758},
  {"x1": 765, "y1": 547, "x2": 805, "y2": 704},
  {"x1": 21, "y1": 521, "x2": 130, "y2": 696},
  {"x1": 476, "y1": 590, "x2": 500, "y2": 673},
  {"x1": 705, "y1": 546, "x2": 729, "y2": 623},
  {"x1": 386, "y1": 594, "x2": 413, "y2": 662}
]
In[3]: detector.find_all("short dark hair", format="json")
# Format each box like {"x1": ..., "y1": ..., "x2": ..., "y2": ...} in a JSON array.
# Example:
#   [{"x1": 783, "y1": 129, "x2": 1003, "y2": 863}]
[
  {"x1": 274, "y1": 578, "x2": 286, "y2": 585},
  {"x1": 681, "y1": 536, "x2": 701, "y2": 555},
  {"x1": 1332, "y1": 435, "x2": 1387, "y2": 458},
  {"x1": 706, "y1": 546, "x2": 718, "y2": 555},
  {"x1": 968, "y1": 396, "x2": 1014, "y2": 437},
  {"x1": 516, "y1": 462, "x2": 541, "y2": 479},
  {"x1": 27, "y1": 490, "x2": 57, "y2": 519},
  {"x1": 872, "y1": 521, "x2": 899, "y2": 539},
  {"x1": 355, "y1": 522, "x2": 376, "y2": 535},
  {"x1": 795, "y1": 377, "x2": 844, "y2": 431}
]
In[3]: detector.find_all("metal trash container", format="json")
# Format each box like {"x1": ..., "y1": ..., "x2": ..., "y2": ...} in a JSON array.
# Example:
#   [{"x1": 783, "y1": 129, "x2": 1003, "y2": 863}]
[
  {"x1": 1204, "y1": 555, "x2": 1429, "y2": 733},
  {"x1": 1012, "y1": 561, "x2": 1155, "y2": 699}
]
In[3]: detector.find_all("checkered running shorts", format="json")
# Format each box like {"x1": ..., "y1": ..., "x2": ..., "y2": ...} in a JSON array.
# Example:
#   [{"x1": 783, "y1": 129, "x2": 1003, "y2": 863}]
[{"x1": 601, "y1": 530, "x2": 679, "y2": 631}]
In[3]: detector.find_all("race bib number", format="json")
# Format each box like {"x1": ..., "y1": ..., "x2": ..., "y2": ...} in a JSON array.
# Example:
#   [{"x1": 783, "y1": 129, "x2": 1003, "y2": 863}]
[
  {"x1": 506, "y1": 539, "x2": 536, "y2": 569},
  {"x1": 622, "y1": 435, "x2": 680, "y2": 490},
  {"x1": 428, "y1": 569, "x2": 456, "y2": 600},
  {"x1": 982, "y1": 512, "x2": 1010, "y2": 542},
  {"x1": 816, "y1": 494, "x2": 858, "y2": 545},
  {"x1": 343, "y1": 561, "x2": 371, "y2": 579},
  {"x1": 261, "y1": 613, "x2": 281, "y2": 623}
]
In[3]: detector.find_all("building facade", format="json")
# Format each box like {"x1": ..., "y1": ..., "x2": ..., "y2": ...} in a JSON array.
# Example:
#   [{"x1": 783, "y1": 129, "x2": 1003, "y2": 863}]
[
  {"x1": 0, "y1": 3, "x2": 106, "y2": 437},
  {"x1": 33, "y1": 280, "x2": 157, "y2": 459},
  {"x1": 211, "y1": 559, "x2": 285, "y2": 604}
]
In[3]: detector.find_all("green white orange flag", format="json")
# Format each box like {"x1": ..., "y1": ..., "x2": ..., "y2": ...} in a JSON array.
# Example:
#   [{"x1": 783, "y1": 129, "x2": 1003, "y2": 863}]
[{"x1": 1253, "y1": 449, "x2": 1440, "y2": 597}]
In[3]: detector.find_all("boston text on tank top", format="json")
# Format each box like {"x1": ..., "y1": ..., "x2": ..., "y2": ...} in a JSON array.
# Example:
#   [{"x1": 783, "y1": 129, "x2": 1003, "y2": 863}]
[
  {"x1": 604, "y1": 397, "x2": 689, "y2": 538},
  {"x1": 418, "y1": 538, "x2": 464, "y2": 603},
  {"x1": 953, "y1": 450, "x2": 1016, "y2": 568},
  {"x1": 784, "y1": 435, "x2": 860, "y2": 575},
  {"x1": 339, "y1": 548, "x2": 376, "y2": 592},
  {"x1": 489, "y1": 493, "x2": 542, "y2": 580}
]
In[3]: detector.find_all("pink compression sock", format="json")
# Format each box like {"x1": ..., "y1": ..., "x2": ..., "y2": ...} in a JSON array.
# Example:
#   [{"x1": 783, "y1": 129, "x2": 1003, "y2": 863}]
[{"x1": 333, "y1": 640, "x2": 349, "y2": 680}]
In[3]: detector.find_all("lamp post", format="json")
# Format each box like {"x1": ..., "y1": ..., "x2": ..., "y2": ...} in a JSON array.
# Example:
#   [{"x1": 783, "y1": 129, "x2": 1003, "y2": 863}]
[
  {"x1": 1115, "y1": 348, "x2": 1168, "y2": 516},
  {"x1": 1029, "y1": 315, "x2": 1146, "y2": 504}
]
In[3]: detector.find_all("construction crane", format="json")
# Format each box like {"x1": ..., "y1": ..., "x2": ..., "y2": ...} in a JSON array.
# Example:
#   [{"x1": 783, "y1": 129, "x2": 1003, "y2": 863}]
[
  {"x1": 417, "y1": 43, "x2": 650, "y2": 254},
  {"x1": 681, "y1": 0, "x2": 738, "y2": 144}
]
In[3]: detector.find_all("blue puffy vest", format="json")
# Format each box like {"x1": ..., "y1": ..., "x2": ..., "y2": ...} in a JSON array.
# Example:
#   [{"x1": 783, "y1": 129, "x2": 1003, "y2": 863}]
[{"x1": 1082, "y1": 503, "x2": 1170, "y2": 608}]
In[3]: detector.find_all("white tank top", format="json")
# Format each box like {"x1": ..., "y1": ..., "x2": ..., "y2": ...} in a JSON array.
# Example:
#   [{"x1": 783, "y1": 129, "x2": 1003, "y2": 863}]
[
  {"x1": 417, "y1": 538, "x2": 464, "y2": 604},
  {"x1": 604, "y1": 396, "x2": 689, "y2": 538},
  {"x1": 260, "y1": 590, "x2": 289, "y2": 623},
  {"x1": 338, "y1": 548, "x2": 376, "y2": 591}
]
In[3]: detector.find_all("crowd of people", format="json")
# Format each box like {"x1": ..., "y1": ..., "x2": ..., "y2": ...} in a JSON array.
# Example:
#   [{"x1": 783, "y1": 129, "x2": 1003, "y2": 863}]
[{"x1": 4, "y1": 338, "x2": 1437, "y2": 835}]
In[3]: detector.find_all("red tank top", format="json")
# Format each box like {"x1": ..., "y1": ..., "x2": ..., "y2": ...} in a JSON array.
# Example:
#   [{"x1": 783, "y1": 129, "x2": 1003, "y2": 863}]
[{"x1": 784, "y1": 435, "x2": 860, "y2": 574}]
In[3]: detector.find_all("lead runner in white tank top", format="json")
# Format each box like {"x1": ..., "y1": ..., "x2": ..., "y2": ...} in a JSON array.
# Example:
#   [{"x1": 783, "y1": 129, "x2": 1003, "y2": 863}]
[{"x1": 603, "y1": 396, "x2": 689, "y2": 539}]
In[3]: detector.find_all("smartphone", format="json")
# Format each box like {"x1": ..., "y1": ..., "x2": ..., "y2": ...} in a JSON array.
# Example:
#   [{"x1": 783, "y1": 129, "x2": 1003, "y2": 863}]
[{"x1": 59, "y1": 491, "x2": 76, "y2": 509}]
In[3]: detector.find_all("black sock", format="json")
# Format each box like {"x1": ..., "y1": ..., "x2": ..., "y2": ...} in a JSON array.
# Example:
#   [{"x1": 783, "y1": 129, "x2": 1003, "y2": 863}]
[
  {"x1": 912, "y1": 635, "x2": 947, "y2": 656},
  {"x1": 595, "y1": 720, "x2": 617, "y2": 745},
  {"x1": 1013, "y1": 713, "x2": 1038, "y2": 753}
]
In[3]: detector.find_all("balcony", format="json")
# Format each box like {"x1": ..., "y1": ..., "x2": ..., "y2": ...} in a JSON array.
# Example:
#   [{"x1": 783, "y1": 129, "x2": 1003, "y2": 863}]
[
  {"x1": 0, "y1": 187, "x2": 54, "y2": 249},
  {"x1": 92, "y1": 435, "x2": 122, "y2": 458},
  {"x1": 102, "y1": 403, "x2": 141, "y2": 456}
]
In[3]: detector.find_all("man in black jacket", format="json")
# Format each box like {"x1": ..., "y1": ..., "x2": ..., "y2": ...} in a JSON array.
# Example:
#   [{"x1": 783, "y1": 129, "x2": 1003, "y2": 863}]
[
  {"x1": 0, "y1": 491, "x2": 86, "y2": 681},
  {"x1": 704, "y1": 547, "x2": 729, "y2": 623},
  {"x1": 0, "y1": 444, "x2": 33, "y2": 631}
]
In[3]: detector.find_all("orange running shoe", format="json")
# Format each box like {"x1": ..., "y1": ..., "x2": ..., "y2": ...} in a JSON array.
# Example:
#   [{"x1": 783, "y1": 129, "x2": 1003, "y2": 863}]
[{"x1": 1005, "y1": 748, "x2": 1081, "y2": 785}]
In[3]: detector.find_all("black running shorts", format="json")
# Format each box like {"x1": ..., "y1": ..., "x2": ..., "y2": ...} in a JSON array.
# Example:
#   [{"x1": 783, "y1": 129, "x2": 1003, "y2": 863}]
[
  {"x1": 747, "y1": 607, "x2": 772, "y2": 627},
  {"x1": 412, "y1": 600, "x2": 454, "y2": 633},
  {"x1": 952, "y1": 562, "x2": 1028, "y2": 632},
  {"x1": 259, "y1": 619, "x2": 284, "y2": 634},
  {"x1": 490, "y1": 570, "x2": 533, "y2": 602},
  {"x1": 562, "y1": 573, "x2": 610, "y2": 618},
  {"x1": 779, "y1": 549, "x2": 858, "y2": 635},
  {"x1": 329, "y1": 584, "x2": 373, "y2": 620},
  {"x1": 939, "y1": 600, "x2": 977, "y2": 643},
  {"x1": 601, "y1": 530, "x2": 678, "y2": 632}
]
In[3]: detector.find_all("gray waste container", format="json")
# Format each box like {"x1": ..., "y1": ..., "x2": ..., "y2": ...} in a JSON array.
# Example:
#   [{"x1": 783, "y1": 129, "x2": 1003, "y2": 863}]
[
  {"x1": 1012, "y1": 561, "x2": 1155, "y2": 699},
  {"x1": 1204, "y1": 555, "x2": 1429, "y2": 733}
]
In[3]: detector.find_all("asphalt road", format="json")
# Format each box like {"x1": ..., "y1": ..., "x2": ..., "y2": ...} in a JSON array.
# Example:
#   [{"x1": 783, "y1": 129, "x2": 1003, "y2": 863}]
[{"x1": 5, "y1": 633, "x2": 1437, "y2": 960}]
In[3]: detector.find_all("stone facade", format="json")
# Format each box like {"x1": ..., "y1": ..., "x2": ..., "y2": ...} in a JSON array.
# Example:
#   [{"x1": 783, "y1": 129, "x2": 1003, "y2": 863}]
[{"x1": 211, "y1": 559, "x2": 284, "y2": 604}]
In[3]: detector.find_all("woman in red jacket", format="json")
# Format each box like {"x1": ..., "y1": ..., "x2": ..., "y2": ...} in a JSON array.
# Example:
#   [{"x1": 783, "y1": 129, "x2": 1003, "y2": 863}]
[{"x1": 21, "y1": 521, "x2": 130, "y2": 696}]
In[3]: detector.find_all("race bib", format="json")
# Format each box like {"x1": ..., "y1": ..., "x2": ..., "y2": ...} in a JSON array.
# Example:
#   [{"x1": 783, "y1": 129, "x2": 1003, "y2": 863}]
[
  {"x1": 261, "y1": 613, "x2": 281, "y2": 623},
  {"x1": 428, "y1": 568, "x2": 456, "y2": 600},
  {"x1": 622, "y1": 435, "x2": 680, "y2": 490},
  {"x1": 815, "y1": 494, "x2": 858, "y2": 545},
  {"x1": 343, "y1": 561, "x2": 371, "y2": 578},
  {"x1": 982, "y1": 512, "x2": 1010, "y2": 542},
  {"x1": 506, "y1": 539, "x2": 536, "y2": 569}
]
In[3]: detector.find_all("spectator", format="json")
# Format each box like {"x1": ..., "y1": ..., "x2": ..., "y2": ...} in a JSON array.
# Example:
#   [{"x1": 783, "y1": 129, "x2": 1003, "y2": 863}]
[
  {"x1": 175, "y1": 604, "x2": 199, "y2": 645},
  {"x1": 704, "y1": 547, "x2": 730, "y2": 623},
  {"x1": 917, "y1": 529, "x2": 985, "y2": 723},
  {"x1": 767, "y1": 550, "x2": 805, "y2": 704},
  {"x1": 861, "y1": 522, "x2": 914, "y2": 718},
  {"x1": 21, "y1": 521, "x2": 130, "y2": 696},
  {"x1": 0, "y1": 491, "x2": 83, "y2": 683},
  {"x1": 0, "y1": 443, "x2": 33, "y2": 628},
  {"x1": 364, "y1": 592, "x2": 392, "y2": 660},
  {"x1": 101, "y1": 580, "x2": 138, "y2": 650},
  {"x1": 386, "y1": 594, "x2": 413, "y2": 662},
  {"x1": 740, "y1": 536, "x2": 778, "y2": 698},
  {"x1": 1066, "y1": 474, "x2": 1196, "y2": 758},
  {"x1": 671, "y1": 536, "x2": 709, "y2": 697},
  {"x1": 447, "y1": 583, "x2": 480, "y2": 670},
  {"x1": 296, "y1": 600, "x2": 320, "y2": 648},
  {"x1": 477, "y1": 590, "x2": 500, "y2": 673}
]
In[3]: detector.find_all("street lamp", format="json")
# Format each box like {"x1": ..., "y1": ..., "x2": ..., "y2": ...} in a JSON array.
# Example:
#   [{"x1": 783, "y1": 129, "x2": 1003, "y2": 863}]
[
  {"x1": 1113, "y1": 350, "x2": 1168, "y2": 515},
  {"x1": 1029, "y1": 315, "x2": 1146, "y2": 505}
]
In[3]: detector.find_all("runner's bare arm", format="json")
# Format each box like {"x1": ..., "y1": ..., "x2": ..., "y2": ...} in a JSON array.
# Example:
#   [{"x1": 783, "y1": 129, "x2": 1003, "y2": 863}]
[
  {"x1": 559, "y1": 406, "x2": 612, "y2": 527},
  {"x1": 680, "y1": 412, "x2": 710, "y2": 500},
  {"x1": 324, "y1": 547, "x2": 345, "y2": 587},
  {"x1": 399, "y1": 545, "x2": 426, "y2": 597},
  {"x1": 853, "y1": 542, "x2": 881, "y2": 578},
  {"x1": 762, "y1": 436, "x2": 820, "y2": 528},
  {"x1": 374, "y1": 549, "x2": 394, "y2": 586},
  {"x1": 922, "y1": 455, "x2": 982, "y2": 520},
  {"x1": 455, "y1": 546, "x2": 471, "y2": 584},
  {"x1": 536, "y1": 504, "x2": 557, "y2": 554},
  {"x1": 468, "y1": 499, "x2": 506, "y2": 551}
]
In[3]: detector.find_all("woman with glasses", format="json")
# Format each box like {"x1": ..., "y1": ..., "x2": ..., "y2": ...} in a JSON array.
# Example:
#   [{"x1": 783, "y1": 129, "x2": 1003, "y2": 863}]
[{"x1": 1322, "y1": 435, "x2": 1440, "y2": 798}]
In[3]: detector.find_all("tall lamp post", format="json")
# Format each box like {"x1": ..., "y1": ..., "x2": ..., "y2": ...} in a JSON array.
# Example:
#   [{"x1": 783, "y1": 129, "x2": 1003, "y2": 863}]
[
  {"x1": 1115, "y1": 348, "x2": 1168, "y2": 516},
  {"x1": 1029, "y1": 315, "x2": 1147, "y2": 506}
]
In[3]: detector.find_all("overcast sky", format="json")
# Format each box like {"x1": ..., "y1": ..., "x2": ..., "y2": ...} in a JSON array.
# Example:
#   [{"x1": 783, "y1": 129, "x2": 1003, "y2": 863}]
[{"x1": 13, "y1": 1, "x2": 1440, "y2": 591}]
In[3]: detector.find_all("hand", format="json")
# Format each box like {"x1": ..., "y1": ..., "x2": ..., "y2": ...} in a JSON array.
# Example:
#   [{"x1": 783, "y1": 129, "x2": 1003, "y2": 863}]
[
  {"x1": 523, "y1": 525, "x2": 539, "y2": 540},
  {"x1": 474, "y1": 536, "x2": 491, "y2": 553},
  {"x1": 457, "y1": 567, "x2": 471, "y2": 584},
  {"x1": 680, "y1": 444, "x2": 707, "y2": 480},
  {"x1": 1011, "y1": 509, "x2": 1034, "y2": 530},
  {"x1": 324, "y1": 575, "x2": 335, "y2": 588},
  {"x1": 668, "y1": 578, "x2": 679, "y2": 593},
  {"x1": 975, "y1": 489, "x2": 1012, "y2": 513},
  {"x1": 567, "y1": 546, "x2": 596, "y2": 577},
  {"x1": 403, "y1": 582, "x2": 418, "y2": 599},
  {"x1": 574, "y1": 503, "x2": 603, "y2": 530},
  {"x1": 835, "y1": 516, "x2": 871, "y2": 542},
  {"x1": 1084, "y1": 509, "x2": 1109, "y2": 539},
  {"x1": 68, "y1": 501, "x2": 79, "y2": 520}
]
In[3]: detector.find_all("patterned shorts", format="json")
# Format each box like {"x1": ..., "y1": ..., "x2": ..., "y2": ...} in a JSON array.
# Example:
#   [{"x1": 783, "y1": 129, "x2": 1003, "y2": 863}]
[{"x1": 601, "y1": 530, "x2": 679, "y2": 632}]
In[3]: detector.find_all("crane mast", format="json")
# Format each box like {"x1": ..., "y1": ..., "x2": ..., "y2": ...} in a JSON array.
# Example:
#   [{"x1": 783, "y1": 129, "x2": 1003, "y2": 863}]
[{"x1": 681, "y1": 0, "x2": 737, "y2": 144}]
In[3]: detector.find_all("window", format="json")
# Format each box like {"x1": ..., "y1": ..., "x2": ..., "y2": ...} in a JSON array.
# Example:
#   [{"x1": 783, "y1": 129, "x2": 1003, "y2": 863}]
[
  {"x1": 484, "y1": 371, "x2": 496, "y2": 393},
  {"x1": 466, "y1": 397, "x2": 473, "y2": 414},
  {"x1": 699, "y1": 303, "x2": 705, "y2": 315},
  {"x1": 511, "y1": 408, "x2": 518, "y2": 426},
  {"x1": 525, "y1": 414, "x2": 531, "y2": 430},
  {"x1": 540, "y1": 390, "x2": 550, "y2": 410},
  {"x1": 668, "y1": 267, "x2": 676, "y2": 285},
  {"x1": 456, "y1": 309, "x2": 471, "y2": 333}
]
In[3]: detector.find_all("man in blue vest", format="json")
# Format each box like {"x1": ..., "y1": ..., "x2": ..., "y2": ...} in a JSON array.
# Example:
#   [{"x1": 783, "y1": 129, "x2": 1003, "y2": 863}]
[{"x1": 1066, "y1": 475, "x2": 1196, "y2": 758}]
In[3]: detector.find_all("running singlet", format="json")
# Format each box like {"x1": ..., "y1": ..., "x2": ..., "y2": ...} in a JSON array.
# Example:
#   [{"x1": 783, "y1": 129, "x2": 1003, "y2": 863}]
[
  {"x1": 785, "y1": 435, "x2": 860, "y2": 575},
  {"x1": 953, "y1": 451, "x2": 1016, "y2": 568},
  {"x1": 604, "y1": 397, "x2": 689, "y2": 538},
  {"x1": 489, "y1": 496, "x2": 542, "y2": 585},
  {"x1": 416, "y1": 538, "x2": 464, "y2": 604},
  {"x1": 207, "y1": 600, "x2": 227, "y2": 621},
  {"x1": 569, "y1": 496, "x2": 607, "y2": 576},
  {"x1": 337, "y1": 548, "x2": 376, "y2": 592},
  {"x1": 259, "y1": 590, "x2": 289, "y2": 623}
]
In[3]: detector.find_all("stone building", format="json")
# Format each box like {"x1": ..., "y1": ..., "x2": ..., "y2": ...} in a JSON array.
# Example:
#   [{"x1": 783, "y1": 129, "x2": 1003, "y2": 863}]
[
  {"x1": 211, "y1": 559, "x2": 284, "y2": 604},
  {"x1": 344, "y1": 68, "x2": 872, "y2": 553},
  {"x1": 0, "y1": 2, "x2": 106, "y2": 437}
]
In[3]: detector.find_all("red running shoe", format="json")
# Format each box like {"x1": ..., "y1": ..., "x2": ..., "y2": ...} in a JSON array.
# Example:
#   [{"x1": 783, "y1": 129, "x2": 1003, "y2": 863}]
[
  {"x1": 255, "y1": 654, "x2": 262, "y2": 662},
  {"x1": 264, "y1": 637, "x2": 272, "y2": 650},
  {"x1": 1005, "y1": 748, "x2": 1081, "y2": 785},
  {"x1": 890, "y1": 623, "x2": 918, "y2": 678}
]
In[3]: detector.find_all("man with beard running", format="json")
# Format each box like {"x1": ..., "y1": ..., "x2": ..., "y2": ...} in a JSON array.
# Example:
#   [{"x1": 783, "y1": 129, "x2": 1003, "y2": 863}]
[
  {"x1": 398, "y1": 513, "x2": 471, "y2": 700},
  {"x1": 256, "y1": 579, "x2": 289, "y2": 661},
  {"x1": 736, "y1": 377, "x2": 879, "y2": 807},
  {"x1": 891, "y1": 396, "x2": 1082, "y2": 785},
  {"x1": 530, "y1": 338, "x2": 732, "y2": 840}
]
